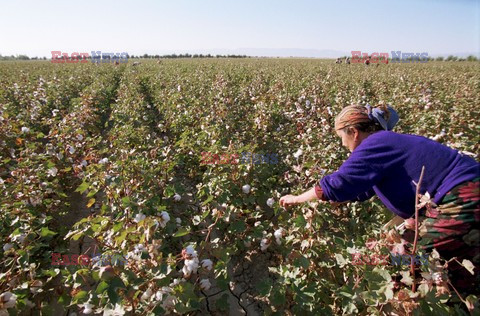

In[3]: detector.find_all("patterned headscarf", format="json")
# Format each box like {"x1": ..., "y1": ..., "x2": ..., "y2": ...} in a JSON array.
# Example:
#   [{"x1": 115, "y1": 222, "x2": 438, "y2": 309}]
[{"x1": 334, "y1": 104, "x2": 399, "y2": 131}]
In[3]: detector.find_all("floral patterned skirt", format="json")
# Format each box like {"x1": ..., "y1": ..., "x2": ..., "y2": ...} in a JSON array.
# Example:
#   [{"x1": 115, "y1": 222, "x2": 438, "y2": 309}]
[{"x1": 402, "y1": 177, "x2": 480, "y2": 294}]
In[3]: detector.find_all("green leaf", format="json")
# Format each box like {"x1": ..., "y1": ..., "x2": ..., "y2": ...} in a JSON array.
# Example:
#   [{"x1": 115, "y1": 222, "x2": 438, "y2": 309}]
[
  {"x1": 73, "y1": 290, "x2": 88, "y2": 303},
  {"x1": 270, "y1": 287, "x2": 286, "y2": 306},
  {"x1": 96, "y1": 281, "x2": 109, "y2": 293},
  {"x1": 174, "y1": 227, "x2": 191, "y2": 237},
  {"x1": 202, "y1": 195, "x2": 214, "y2": 206},
  {"x1": 293, "y1": 215, "x2": 306, "y2": 228},
  {"x1": 57, "y1": 293, "x2": 71, "y2": 305},
  {"x1": 75, "y1": 182, "x2": 89, "y2": 194},
  {"x1": 40, "y1": 227, "x2": 57, "y2": 237},
  {"x1": 71, "y1": 232, "x2": 84, "y2": 241},
  {"x1": 113, "y1": 221, "x2": 124, "y2": 232},
  {"x1": 87, "y1": 190, "x2": 97, "y2": 198},
  {"x1": 257, "y1": 278, "x2": 273, "y2": 296},
  {"x1": 294, "y1": 255, "x2": 310, "y2": 269},
  {"x1": 121, "y1": 196, "x2": 130, "y2": 206},
  {"x1": 230, "y1": 220, "x2": 246, "y2": 233},
  {"x1": 201, "y1": 210, "x2": 210, "y2": 220},
  {"x1": 107, "y1": 286, "x2": 119, "y2": 304}
]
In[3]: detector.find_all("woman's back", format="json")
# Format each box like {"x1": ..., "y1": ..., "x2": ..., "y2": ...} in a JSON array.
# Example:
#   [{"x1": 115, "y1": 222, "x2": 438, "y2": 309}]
[{"x1": 321, "y1": 131, "x2": 479, "y2": 218}]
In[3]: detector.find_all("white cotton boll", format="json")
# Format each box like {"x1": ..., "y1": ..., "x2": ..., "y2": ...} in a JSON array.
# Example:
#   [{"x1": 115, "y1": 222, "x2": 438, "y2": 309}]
[
  {"x1": 68, "y1": 146, "x2": 75, "y2": 154},
  {"x1": 305, "y1": 170, "x2": 311, "y2": 177},
  {"x1": 47, "y1": 167, "x2": 58, "y2": 177},
  {"x1": 98, "y1": 158, "x2": 108, "y2": 164},
  {"x1": 184, "y1": 245, "x2": 198, "y2": 258},
  {"x1": 266, "y1": 198, "x2": 274, "y2": 208},
  {"x1": 274, "y1": 228, "x2": 284, "y2": 240},
  {"x1": 327, "y1": 107, "x2": 333, "y2": 116},
  {"x1": 170, "y1": 279, "x2": 182, "y2": 287},
  {"x1": 141, "y1": 288, "x2": 153, "y2": 302},
  {"x1": 185, "y1": 257, "x2": 199, "y2": 273},
  {"x1": 3, "y1": 243, "x2": 13, "y2": 251},
  {"x1": 293, "y1": 149, "x2": 303, "y2": 159},
  {"x1": 242, "y1": 184, "x2": 251, "y2": 194},
  {"x1": 199, "y1": 279, "x2": 212, "y2": 291},
  {"x1": 21, "y1": 127, "x2": 30, "y2": 133},
  {"x1": 305, "y1": 100, "x2": 311, "y2": 107},
  {"x1": 260, "y1": 238, "x2": 270, "y2": 251},
  {"x1": 77, "y1": 134, "x2": 83, "y2": 141},
  {"x1": 432, "y1": 272, "x2": 444, "y2": 285},
  {"x1": 173, "y1": 193, "x2": 181, "y2": 201},
  {"x1": 176, "y1": 217, "x2": 181, "y2": 225},
  {"x1": 83, "y1": 303, "x2": 93, "y2": 314},
  {"x1": 160, "y1": 211, "x2": 170, "y2": 227},
  {"x1": 133, "y1": 213, "x2": 146, "y2": 223},
  {"x1": 201, "y1": 259, "x2": 213, "y2": 271},
  {"x1": 177, "y1": 85, "x2": 181, "y2": 92}
]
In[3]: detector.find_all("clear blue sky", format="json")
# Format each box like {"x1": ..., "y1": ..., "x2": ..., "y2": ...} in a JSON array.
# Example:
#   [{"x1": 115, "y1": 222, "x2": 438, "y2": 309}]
[{"x1": 1, "y1": 0, "x2": 478, "y2": 57}]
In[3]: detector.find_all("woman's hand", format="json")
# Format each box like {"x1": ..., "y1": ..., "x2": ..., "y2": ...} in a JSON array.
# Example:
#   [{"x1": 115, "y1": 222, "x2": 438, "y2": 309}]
[
  {"x1": 279, "y1": 195, "x2": 300, "y2": 208},
  {"x1": 280, "y1": 187, "x2": 319, "y2": 208}
]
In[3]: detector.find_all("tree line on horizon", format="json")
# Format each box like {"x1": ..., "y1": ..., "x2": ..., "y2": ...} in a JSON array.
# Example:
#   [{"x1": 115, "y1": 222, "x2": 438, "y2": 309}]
[{"x1": 0, "y1": 53, "x2": 477, "y2": 61}]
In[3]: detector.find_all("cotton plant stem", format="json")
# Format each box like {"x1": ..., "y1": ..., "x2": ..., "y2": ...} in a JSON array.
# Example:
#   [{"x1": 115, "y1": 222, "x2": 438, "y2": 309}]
[{"x1": 411, "y1": 166, "x2": 425, "y2": 292}]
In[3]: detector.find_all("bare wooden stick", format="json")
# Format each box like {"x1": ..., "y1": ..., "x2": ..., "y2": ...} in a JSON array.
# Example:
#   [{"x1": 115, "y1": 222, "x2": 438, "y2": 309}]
[{"x1": 411, "y1": 166, "x2": 425, "y2": 292}]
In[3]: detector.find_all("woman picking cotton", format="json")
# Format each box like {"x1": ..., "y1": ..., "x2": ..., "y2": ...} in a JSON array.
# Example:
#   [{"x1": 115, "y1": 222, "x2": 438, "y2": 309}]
[{"x1": 279, "y1": 104, "x2": 480, "y2": 296}]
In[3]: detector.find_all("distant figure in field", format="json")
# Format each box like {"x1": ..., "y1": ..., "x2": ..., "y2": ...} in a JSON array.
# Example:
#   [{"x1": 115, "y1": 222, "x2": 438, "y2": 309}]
[
  {"x1": 133, "y1": 61, "x2": 141, "y2": 66},
  {"x1": 157, "y1": 59, "x2": 162, "y2": 64},
  {"x1": 364, "y1": 58, "x2": 370, "y2": 66},
  {"x1": 335, "y1": 58, "x2": 342, "y2": 64},
  {"x1": 114, "y1": 60, "x2": 120, "y2": 66},
  {"x1": 345, "y1": 57, "x2": 351, "y2": 64}
]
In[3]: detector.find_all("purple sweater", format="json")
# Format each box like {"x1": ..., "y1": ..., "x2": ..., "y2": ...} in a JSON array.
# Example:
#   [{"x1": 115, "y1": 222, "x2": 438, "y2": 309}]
[{"x1": 319, "y1": 131, "x2": 480, "y2": 218}]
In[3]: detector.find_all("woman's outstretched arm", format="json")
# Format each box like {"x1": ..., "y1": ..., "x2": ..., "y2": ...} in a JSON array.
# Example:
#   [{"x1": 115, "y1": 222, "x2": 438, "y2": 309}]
[{"x1": 279, "y1": 187, "x2": 319, "y2": 207}]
